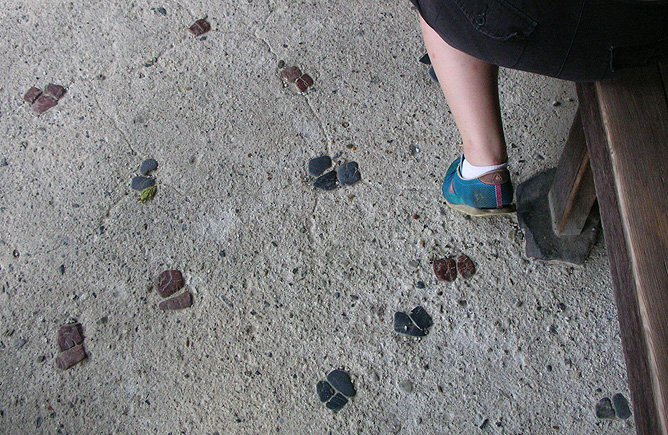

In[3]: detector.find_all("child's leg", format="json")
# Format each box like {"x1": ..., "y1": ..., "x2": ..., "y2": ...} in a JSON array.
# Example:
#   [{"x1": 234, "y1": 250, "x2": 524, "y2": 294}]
[{"x1": 419, "y1": 16, "x2": 507, "y2": 167}]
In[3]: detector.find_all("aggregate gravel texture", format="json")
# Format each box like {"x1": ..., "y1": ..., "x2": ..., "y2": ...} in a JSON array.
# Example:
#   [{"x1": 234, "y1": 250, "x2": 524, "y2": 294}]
[{"x1": 0, "y1": 0, "x2": 633, "y2": 433}]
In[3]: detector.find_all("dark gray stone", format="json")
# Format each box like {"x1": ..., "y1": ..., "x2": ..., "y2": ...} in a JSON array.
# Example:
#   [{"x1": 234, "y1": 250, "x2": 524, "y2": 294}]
[
  {"x1": 612, "y1": 393, "x2": 632, "y2": 419},
  {"x1": 1, "y1": 158, "x2": 7, "y2": 167},
  {"x1": 516, "y1": 169, "x2": 600, "y2": 265},
  {"x1": 308, "y1": 155, "x2": 332, "y2": 177},
  {"x1": 595, "y1": 397, "x2": 615, "y2": 419},
  {"x1": 313, "y1": 171, "x2": 337, "y2": 191},
  {"x1": 415, "y1": 281, "x2": 425, "y2": 289},
  {"x1": 140, "y1": 159, "x2": 159, "y2": 175},
  {"x1": 336, "y1": 161, "x2": 361, "y2": 186},
  {"x1": 394, "y1": 312, "x2": 426, "y2": 337},
  {"x1": 131, "y1": 176, "x2": 155, "y2": 191},
  {"x1": 325, "y1": 393, "x2": 348, "y2": 412},
  {"x1": 409, "y1": 306, "x2": 433, "y2": 331},
  {"x1": 327, "y1": 370, "x2": 356, "y2": 397},
  {"x1": 154, "y1": 6, "x2": 167, "y2": 15},
  {"x1": 316, "y1": 381, "x2": 334, "y2": 402}
]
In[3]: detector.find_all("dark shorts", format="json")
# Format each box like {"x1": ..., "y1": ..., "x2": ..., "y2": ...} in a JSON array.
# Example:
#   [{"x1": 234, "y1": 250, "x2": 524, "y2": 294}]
[{"x1": 411, "y1": 0, "x2": 668, "y2": 81}]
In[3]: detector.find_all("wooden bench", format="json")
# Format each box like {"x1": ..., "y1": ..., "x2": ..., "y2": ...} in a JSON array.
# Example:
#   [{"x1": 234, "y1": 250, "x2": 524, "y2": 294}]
[{"x1": 516, "y1": 58, "x2": 668, "y2": 433}]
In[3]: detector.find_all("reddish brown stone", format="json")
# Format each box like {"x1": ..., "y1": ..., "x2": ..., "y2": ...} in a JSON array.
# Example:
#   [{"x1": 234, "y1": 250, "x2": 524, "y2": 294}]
[
  {"x1": 456, "y1": 254, "x2": 476, "y2": 279},
  {"x1": 280, "y1": 66, "x2": 302, "y2": 83},
  {"x1": 44, "y1": 83, "x2": 67, "y2": 100},
  {"x1": 299, "y1": 73, "x2": 314, "y2": 87},
  {"x1": 159, "y1": 291, "x2": 193, "y2": 310},
  {"x1": 57, "y1": 323, "x2": 84, "y2": 351},
  {"x1": 55, "y1": 344, "x2": 86, "y2": 370},
  {"x1": 32, "y1": 95, "x2": 58, "y2": 114},
  {"x1": 155, "y1": 269, "x2": 185, "y2": 298},
  {"x1": 189, "y1": 19, "x2": 211, "y2": 36},
  {"x1": 433, "y1": 257, "x2": 457, "y2": 282},
  {"x1": 24, "y1": 87, "x2": 42, "y2": 104}
]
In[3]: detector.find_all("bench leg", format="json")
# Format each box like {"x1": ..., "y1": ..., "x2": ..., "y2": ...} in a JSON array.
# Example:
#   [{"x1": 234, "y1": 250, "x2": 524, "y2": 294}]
[{"x1": 515, "y1": 107, "x2": 601, "y2": 265}]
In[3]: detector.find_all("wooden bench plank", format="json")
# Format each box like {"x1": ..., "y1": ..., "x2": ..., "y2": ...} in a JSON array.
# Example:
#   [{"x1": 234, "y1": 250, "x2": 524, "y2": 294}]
[{"x1": 578, "y1": 58, "x2": 668, "y2": 434}]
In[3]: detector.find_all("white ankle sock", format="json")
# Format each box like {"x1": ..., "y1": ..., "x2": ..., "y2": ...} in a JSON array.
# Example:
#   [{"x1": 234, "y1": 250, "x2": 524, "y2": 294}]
[{"x1": 461, "y1": 157, "x2": 507, "y2": 180}]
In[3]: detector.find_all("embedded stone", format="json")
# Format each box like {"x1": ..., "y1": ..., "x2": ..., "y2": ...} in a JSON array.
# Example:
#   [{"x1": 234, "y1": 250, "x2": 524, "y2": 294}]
[
  {"x1": 325, "y1": 393, "x2": 348, "y2": 412},
  {"x1": 612, "y1": 393, "x2": 632, "y2": 419},
  {"x1": 159, "y1": 291, "x2": 193, "y2": 310},
  {"x1": 433, "y1": 257, "x2": 457, "y2": 282},
  {"x1": 295, "y1": 74, "x2": 314, "y2": 92},
  {"x1": 24, "y1": 87, "x2": 42, "y2": 104},
  {"x1": 55, "y1": 344, "x2": 86, "y2": 370},
  {"x1": 394, "y1": 311, "x2": 426, "y2": 337},
  {"x1": 280, "y1": 66, "x2": 302, "y2": 83},
  {"x1": 307, "y1": 155, "x2": 332, "y2": 177},
  {"x1": 131, "y1": 176, "x2": 155, "y2": 191},
  {"x1": 313, "y1": 170, "x2": 338, "y2": 191},
  {"x1": 316, "y1": 381, "x2": 334, "y2": 402},
  {"x1": 595, "y1": 397, "x2": 615, "y2": 419},
  {"x1": 336, "y1": 162, "x2": 361, "y2": 186},
  {"x1": 456, "y1": 254, "x2": 476, "y2": 279},
  {"x1": 57, "y1": 323, "x2": 84, "y2": 351},
  {"x1": 155, "y1": 269, "x2": 185, "y2": 298},
  {"x1": 140, "y1": 158, "x2": 158, "y2": 175},
  {"x1": 189, "y1": 19, "x2": 210, "y2": 36},
  {"x1": 32, "y1": 95, "x2": 58, "y2": 114},
  {"x1": 409, "y1": 306, "x2": 433, "y2": 331},
  {"x1": 45, "y1": 84, "x2": 66, "y2": 100},
  {"x1": 327, "y1": 369, "x2": 356, "y2": 398}
]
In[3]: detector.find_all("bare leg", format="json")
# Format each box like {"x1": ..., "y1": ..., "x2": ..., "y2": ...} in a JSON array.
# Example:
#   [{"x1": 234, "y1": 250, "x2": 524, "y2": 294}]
[{"x1": 420, "y1": 16, "x2": 507, "y2": 166}]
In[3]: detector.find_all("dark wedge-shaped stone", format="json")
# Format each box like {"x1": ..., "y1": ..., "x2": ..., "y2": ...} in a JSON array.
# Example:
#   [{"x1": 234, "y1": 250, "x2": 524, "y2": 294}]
[
  {"x1": 456, "y1": 254, "x2": 476, "y2": 279},
  {"x1": 308, "y1": 155, "x2": 332, "y2": 177},
  {"x1": 595, "y1": 397, "x2": 615, "y2": 419},
  {"x1": 325, "y1": 393, "x2": 348, "y2": 412},
  {"x1": 280, "y1": 66, "x2": 302, "y2": 83},
  {"x1": 155, "y1": 270, "x2": 185, "y2": 298},
  {"x1": 24, "y1": 87, "x2": 42, "y2": 104},
  {"x1": 32, "y1": 95, "x2": 58, "y2": 114},
  {"x1": 189, "y1": 19, "x2": 210, "y2": 36},
  {"x1": 409, "y1": 306, "x2": 433, "y2": 331},
  {"x1": 45, "y1": 84, "x2": 66, "y2": 100},
  {"x1": 316, "y1": 380, "x2": 335, "y2": 402},
  {"x1": 55, "y1": 344, "x2": 86, "y2": 370},
  {"x1": 337, "y1": 162, "x2": 361, "y2": 186},
  {"x1": 612, "y1": 393, "x2": 632, "y2": 419},
  {"x1": 57, "y1": 323, "x2": 84, "y2": 351},
  {"x1": 131, "y1": 176, "x2": 155, "y2": 191},
  {"x1": 159, "y1": 291, "x2": 193, "y2": 310},
  {"x1": 394, "y1": 311, "x2": 426, "y2": 337},
  {"x1": 313, "y1": 170, "x2": 338, "y2": 190},
  {"x1": 327, "y1": 369, "x2": 356, "y2": 397},
  {"x1": 433, "y1": 257, "x2": 457, "y2": 282},
  {"x1": 140, "y1": 158, "x2": 158, "y2": 175}
]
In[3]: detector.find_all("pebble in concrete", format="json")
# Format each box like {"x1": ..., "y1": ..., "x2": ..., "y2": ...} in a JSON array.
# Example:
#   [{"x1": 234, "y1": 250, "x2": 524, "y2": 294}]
[
  {"x1": 23, "y1": 87, "x2": 42, "y2": 104},
  {"x1": 131, "y1": 176, "x2": 155, "y2": 191},
  {"x1": 32, "y1": 95, "x2": 58, "y2": 114},
  {"x1": 313, "y1": 170, "x2": 338, "y2": 191},
  {"x1": 433, "y1": 257, "x2": 457, "y2": 282},
  {"x1": 159, "y1": 291, "x2": 193, "y2": 310},
  {"x1": 55, "y1": 344, "x2": 86, "y2": 370},
  {"x1": 140, "y1": 159, "x2": 158, "y2": 175},
  {"x1": 316, "y1": 381, "x2": 335, "y2": 402},
  {"x1": 155, "y1": 270, "x2": 184, "y2": 298},
  {"x1": 189, "y1": 19, "x2": 210, "y2": 36},
  {"x1": 57, "y1": 323, "x2": 83, "y2": 351},
  {"x1": 307, "y1": 156, "x2": 332, "y2": 177},
  {"x1": 394, "y1": 306, "x2": 433, "y2": 337},
  {"x1": 456, "y1": 254, "x2": 476, "y2": 279},
  {"x1": 327, "y1": 369, "x2": 356, "y2": 398},
  {"x1": 337, "y1": 162, "x2": 361, "y2": 186},
  {"x1": 595, "y1": 397, "x2": 615, "y2": 419},
  {"x1": 280, "y1": 66, "x2": 302, "y2": 83},
  {"x1": 612, "y1": 393, "x2": 632, "y2": 419},
  {"x1": 44, "y1": 84, "x2": 67, "y2": 100},
  {"x1": 316, "y1": 369, "x2": 356, "y2": 412},
  {"x1": 397, "y1": 379, "x2": 413, "y2": 394}
]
